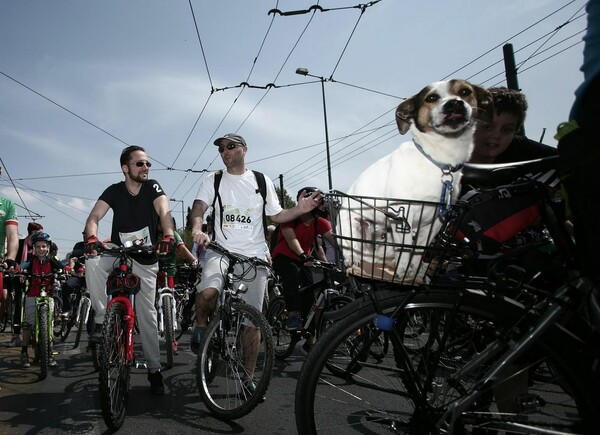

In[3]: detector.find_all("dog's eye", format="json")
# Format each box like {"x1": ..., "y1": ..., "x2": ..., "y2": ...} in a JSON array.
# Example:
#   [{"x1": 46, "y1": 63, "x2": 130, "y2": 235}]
[
  {"x1": 458, "y1": 88, "x2": 472, "y2": 97},
  {"x1": 425, "y1": 94, "x2": 439, "y2": 103}
]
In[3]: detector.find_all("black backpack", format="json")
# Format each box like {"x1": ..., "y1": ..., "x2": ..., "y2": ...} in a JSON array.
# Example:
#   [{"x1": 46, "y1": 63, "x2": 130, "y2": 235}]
[{"x1": 210, "y1": 170, "x2": 267, "y2": 240}]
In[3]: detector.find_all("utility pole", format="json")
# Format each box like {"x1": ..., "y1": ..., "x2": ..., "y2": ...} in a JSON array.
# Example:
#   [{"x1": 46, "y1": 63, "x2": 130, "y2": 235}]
[{"x1": 503, "y1": 43, "x2": 524, "y2": 135}]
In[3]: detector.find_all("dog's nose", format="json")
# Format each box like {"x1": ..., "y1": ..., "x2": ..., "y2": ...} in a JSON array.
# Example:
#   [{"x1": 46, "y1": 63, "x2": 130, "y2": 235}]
[{"x1": 443, "y1": 99, "x2": 466, "y2": 114}]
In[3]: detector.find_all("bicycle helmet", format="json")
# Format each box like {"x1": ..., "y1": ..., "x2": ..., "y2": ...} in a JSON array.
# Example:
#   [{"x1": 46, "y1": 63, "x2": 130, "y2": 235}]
[{"x1": 31, "y1": 232, "x2": 52, "y2": 245}]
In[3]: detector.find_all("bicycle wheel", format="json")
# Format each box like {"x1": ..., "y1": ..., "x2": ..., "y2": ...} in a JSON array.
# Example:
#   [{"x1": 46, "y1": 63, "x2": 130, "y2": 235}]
[
  {"x1": 73, "y1": 297, "x2": 90, "y2": 349},
  {"x1": 266, "y1": 296, "x2": 297, "y2": 359},
  {"x1": 197, "y1": 302, "x2": 274, "y2": 420},
  {"x1": 99, "y1": 302, "x2": 130, "y2": 431},
  {"x1": 38, "y1": 303, "x2": 50, "y2": 380},
  {"x1": 295, "y1": 288, "x2": 600, "y2": 434},
  {"x1": 162, "y1": 295, "x2": 175, "y2": 369}
]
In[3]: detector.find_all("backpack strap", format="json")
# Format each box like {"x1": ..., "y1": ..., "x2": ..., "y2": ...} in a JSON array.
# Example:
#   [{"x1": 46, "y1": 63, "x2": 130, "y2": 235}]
[
  {"x1": 211, "y1": 170, "x2": 225, "y2": 240},
  {"x1": 252, "y1": 170, "x2": 268, "y2": 239}
]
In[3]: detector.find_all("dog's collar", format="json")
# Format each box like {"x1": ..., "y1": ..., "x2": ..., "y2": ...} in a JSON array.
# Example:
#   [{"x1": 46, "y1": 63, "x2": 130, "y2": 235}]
[{"x1": 412, "y1": 139, "x2": 463, "y2": 173}]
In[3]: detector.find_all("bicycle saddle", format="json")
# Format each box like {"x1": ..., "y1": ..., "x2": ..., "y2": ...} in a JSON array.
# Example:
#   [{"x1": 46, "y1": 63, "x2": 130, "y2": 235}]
[{"x1": 461, "y1": 155, "x2": 559, "y2": 188}]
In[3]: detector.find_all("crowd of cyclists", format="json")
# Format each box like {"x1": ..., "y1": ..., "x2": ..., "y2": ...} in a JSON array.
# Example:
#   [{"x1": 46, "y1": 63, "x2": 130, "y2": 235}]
[{"x1": 1, "y1": 2, "x2": 598, "y2": 429}]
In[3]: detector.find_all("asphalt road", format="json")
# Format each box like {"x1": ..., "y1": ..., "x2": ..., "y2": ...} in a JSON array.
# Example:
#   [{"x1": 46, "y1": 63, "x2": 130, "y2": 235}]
[{"x1": 0, "y1": 328, "x2": 305, "y2": 435}]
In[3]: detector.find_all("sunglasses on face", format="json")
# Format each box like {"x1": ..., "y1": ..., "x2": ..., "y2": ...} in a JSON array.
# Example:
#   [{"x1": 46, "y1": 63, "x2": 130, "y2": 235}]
[
  {"x1": 134, "y1": 161, "x2": 152, "y2": 168},
  {"x1": 218, "y1": 142, "x2": 241, "y2": 153}
]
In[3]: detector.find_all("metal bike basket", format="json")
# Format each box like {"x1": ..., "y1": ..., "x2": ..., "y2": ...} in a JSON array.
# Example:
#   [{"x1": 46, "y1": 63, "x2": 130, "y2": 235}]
[{"x1": 326, "y1": 190, "x2": 457, "y2": 286}]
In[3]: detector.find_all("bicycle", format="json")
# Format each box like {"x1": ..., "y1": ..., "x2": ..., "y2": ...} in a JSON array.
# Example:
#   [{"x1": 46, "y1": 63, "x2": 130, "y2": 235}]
[
  {"x1": 16, "y1": 269, "x2": 64, "y2": 379},
  {"x1": 96, "y1": 242, "x2": 154, "y2": 431},
  {"x1": 195, "y1": 241, "x2": 274, "y2": 420},
  {"x1": 266, "y1": 259, "x2": 353, "y2": 359},
  {"x1": 295, "y1": 156, "x2": 600, "y2": 434}
]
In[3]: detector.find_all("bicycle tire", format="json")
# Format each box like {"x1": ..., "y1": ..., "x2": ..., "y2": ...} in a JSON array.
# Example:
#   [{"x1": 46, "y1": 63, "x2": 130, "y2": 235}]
[
  {"x1": 295, "y1": 288, "x2": 600, "y2": 434},
  {"x1": 197, "y1": 302, "x2": 274, "y2": 420},
  {"x1": 38, "y1": 303, "x2": 50, "y2": 380},
  {"x1": 73, "y1": 297, "x2": 90, "y2": 349},
  {"x1": 162, "y1": 295, "x2": 175, "y2": 369},
  {"x1": 266, "y1": 296, "x2": 297, "y2": 359},
  {"x1": 99, "y1": 302, "x2": 130, "y2": 431}
]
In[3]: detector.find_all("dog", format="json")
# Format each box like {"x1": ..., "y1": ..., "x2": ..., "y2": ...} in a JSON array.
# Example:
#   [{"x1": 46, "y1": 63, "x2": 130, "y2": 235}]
[{"x1": 337, "y1": 79, "x2": 493, "y2": 283}]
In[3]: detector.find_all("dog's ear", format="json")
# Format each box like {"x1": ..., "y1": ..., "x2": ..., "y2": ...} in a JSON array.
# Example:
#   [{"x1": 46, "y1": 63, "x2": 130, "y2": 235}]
[
  {"x1": 473, "y1": 85, "x2": 494, "y2": 125},
  {"x1": 395, "y1": 97, "x2": 416, "y2": 135}
]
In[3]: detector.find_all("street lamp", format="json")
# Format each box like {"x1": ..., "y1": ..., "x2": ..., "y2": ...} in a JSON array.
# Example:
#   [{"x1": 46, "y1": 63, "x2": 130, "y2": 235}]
[
  {"x1": 295, "y1": 67, "x2": 333, "y2": 190},
  {"x1": 169, "y1": 199, "x2": 185, "y2": 229}
]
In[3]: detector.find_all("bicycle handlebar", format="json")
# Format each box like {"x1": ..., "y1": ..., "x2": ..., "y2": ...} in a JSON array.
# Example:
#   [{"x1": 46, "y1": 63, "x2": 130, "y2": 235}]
[{"x1": 206, "y1": 241, "x2": 272, "y2": 269}]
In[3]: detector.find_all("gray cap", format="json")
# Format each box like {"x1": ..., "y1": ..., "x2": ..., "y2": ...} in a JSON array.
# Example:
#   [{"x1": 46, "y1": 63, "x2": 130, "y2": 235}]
[{"x1": 213, "y1": 133, "x2": 247, "y2": 147}]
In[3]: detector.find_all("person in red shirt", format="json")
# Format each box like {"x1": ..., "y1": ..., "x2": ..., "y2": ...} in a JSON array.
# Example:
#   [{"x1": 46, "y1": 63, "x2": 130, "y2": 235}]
[{"x1": 271, "y1": 187, "x2": 335, "y2": 344}]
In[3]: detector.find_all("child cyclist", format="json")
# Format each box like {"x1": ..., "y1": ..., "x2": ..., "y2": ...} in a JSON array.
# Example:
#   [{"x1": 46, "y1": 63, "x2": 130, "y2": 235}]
[
  {"x1": 19, "y1": 232, "x2": 62, "y2": 368},
  {"x1": 157, "y1": 218, "x2": 197, "y2": 287}
]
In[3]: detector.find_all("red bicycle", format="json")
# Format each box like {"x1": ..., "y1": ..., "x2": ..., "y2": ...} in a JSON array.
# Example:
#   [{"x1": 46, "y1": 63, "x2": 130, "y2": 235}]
[{"x1": 97, "y1": 241, "x2": 153, "y2": 431}]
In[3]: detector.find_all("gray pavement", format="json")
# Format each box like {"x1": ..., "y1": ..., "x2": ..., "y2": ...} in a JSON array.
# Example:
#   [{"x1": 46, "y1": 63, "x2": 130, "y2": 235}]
[{"x1": 0, "y1": 328, "x2": 304, "y2": 434}]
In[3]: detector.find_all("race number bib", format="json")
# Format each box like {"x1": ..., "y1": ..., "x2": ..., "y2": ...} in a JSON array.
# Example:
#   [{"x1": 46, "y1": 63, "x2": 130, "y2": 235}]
[
  {"x1": 119, "y1": 226, "x2": 152, "y2": 246},
  {"x1": 222, "y1": 205, "x2": 256, "y2": 232}
]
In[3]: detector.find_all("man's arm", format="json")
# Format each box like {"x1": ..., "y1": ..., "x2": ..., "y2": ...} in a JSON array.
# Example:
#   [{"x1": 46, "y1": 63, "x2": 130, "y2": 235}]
[
  {"x1": 83, "y1": 199, "x2": 110, "y2": 239},
  {"x1": 154, "y1": 195, "x2": 175, "y2": 238},
  {"x1": 190, "y1": 199, "x2": 210, "y2": 246},
  {"x1": 5, "y1": 223, "x2": 19, "y2": 261},
  {"x1": 270, "y1": 190, "x2": 322, "y2": 224}
]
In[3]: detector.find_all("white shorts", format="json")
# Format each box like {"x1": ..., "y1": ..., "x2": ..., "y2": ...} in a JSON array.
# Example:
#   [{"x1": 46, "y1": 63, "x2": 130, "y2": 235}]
[{"x1": 198, "y1": 250, "x2": 268, "y2": 312}]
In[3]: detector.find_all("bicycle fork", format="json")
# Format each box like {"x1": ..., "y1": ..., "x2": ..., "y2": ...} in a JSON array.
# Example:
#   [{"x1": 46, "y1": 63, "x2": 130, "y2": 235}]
[{"x1": 106, "y1": 295, "x2": 136, "y2": 364}]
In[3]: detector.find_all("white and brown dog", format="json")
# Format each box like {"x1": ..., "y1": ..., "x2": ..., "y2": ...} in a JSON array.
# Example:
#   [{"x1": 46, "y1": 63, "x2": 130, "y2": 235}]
[{"x1": 338, "y1": 79, "x2": 493, "y2": 283}]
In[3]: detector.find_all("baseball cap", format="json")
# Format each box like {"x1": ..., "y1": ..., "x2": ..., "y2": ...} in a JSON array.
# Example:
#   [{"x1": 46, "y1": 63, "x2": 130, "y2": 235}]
[{"x1": 213, "y1": 133, "x2": 247, "y2": 147}]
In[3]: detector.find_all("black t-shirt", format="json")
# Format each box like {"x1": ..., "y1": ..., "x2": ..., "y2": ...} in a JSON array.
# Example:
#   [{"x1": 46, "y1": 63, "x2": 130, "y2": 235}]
[
  {"x1": 99, "y1": 179, "x2": 166, "y2": 264},
  {"x1": 493, "y1": 136, "x2": 557, "y2": 164}
]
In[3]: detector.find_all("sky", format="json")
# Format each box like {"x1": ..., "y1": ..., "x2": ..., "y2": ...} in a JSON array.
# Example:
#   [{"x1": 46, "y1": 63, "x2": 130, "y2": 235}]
[{"x1": 0, "y1": 0, "x2": 589, "y2": 259}]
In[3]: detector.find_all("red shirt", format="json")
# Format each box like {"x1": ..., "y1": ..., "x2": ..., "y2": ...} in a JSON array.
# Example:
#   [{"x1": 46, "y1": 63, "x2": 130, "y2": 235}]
[{"x1": 271, "y1": 216, "x2": 332, "y2": 261}]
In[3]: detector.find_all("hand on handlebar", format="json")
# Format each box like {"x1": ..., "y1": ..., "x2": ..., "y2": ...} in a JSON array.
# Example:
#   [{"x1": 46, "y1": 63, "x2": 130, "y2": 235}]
[
  {"x1": 298, "y1": 252, "x2": 315, "y2": 265},
  {"x1": 192, "y1": 230, "x2": 211, "y2": 247},
  {"x1": 85, "y1": 235, "x2": 107, "y2": 256},
  {"x1": 156, "y1": 236, "x2": 176, "y2": 256},
  {"x1": 3, "y1": 258, "x2": 20, "y2": 272}
]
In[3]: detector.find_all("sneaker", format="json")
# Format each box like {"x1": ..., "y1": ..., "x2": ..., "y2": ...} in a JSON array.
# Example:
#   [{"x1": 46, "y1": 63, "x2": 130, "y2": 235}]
[
  {"x1": 241, "y1": 378, "x2": 266, "y2": 403},
  {"x1": 286, "y1": 312, "x2": 302, "y2": 331},
  {"x1": 48, "y1": 356, "x2": 58, "y2": 368},
  {"x1": 89, "y1": 323, "x2": 103, "y2": 344},
  {"x1": 8, "y1": 336, "x2": 21, "y2": 347},
  {"x1": 21, "y1": 353, "x2": 30, "y2": 368},
  {"x1": 60, "y1": 311, "x2": 70, "y2": 320},
  {"x1": 148, "y1": 371, "x2": 165, "y2": 395},
  {"x1": 190, "y1": 326, "x2": 206, "y2": 355}
]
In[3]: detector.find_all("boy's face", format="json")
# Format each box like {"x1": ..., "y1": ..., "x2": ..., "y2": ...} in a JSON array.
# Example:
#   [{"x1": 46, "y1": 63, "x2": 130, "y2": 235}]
[
  {"x1": 33, "y1": 241, "x2": 50, "y2": 258},
  {"x1": 472, "y1": 112, "x2": 519, "y2": 163}
]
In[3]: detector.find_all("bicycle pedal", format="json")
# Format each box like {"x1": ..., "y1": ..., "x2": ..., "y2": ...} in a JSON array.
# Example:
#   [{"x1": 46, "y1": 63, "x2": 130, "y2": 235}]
[{"x1": 135, "y1": 361, "x2": 148, "y2": 369}]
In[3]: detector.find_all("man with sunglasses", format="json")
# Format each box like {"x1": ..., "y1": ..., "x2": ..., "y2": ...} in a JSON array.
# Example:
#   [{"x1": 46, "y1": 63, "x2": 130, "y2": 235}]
[
  {"x1": 189, "y1": 133, "x2": 322, "y2": 396},
  {"x1": 83, "y1": 145, "x2": 175, "y2": 395}
]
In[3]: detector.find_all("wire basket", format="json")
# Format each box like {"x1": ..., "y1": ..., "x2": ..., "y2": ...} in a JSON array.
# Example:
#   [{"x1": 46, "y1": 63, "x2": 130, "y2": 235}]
[{"x1": 326, "y1": 190, "x2": 460, "y2": 285}]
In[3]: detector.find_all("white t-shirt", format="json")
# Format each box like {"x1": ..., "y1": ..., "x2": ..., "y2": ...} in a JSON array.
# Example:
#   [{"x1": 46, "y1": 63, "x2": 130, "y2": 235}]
[{"x1": 196, "y1": 169, "x2": 283, "y2": 258}]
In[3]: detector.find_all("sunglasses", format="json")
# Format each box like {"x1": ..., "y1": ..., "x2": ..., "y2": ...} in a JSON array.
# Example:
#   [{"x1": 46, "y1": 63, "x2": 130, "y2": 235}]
[
  {"x1": 134, "y1": 161, "x2": 152, "y2": 168},
  {"x1": 218, "y1": 142, "x2": 241, "y2": 153}
]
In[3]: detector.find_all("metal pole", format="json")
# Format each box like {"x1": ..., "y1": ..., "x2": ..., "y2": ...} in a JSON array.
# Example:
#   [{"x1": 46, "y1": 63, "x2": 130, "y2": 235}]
[
  {"x1": 320, "y1": 78, "x2": 333, "y2": 190},
  {"x1": 503, "y1": 43, "x2": 519, "y2": 91}
]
